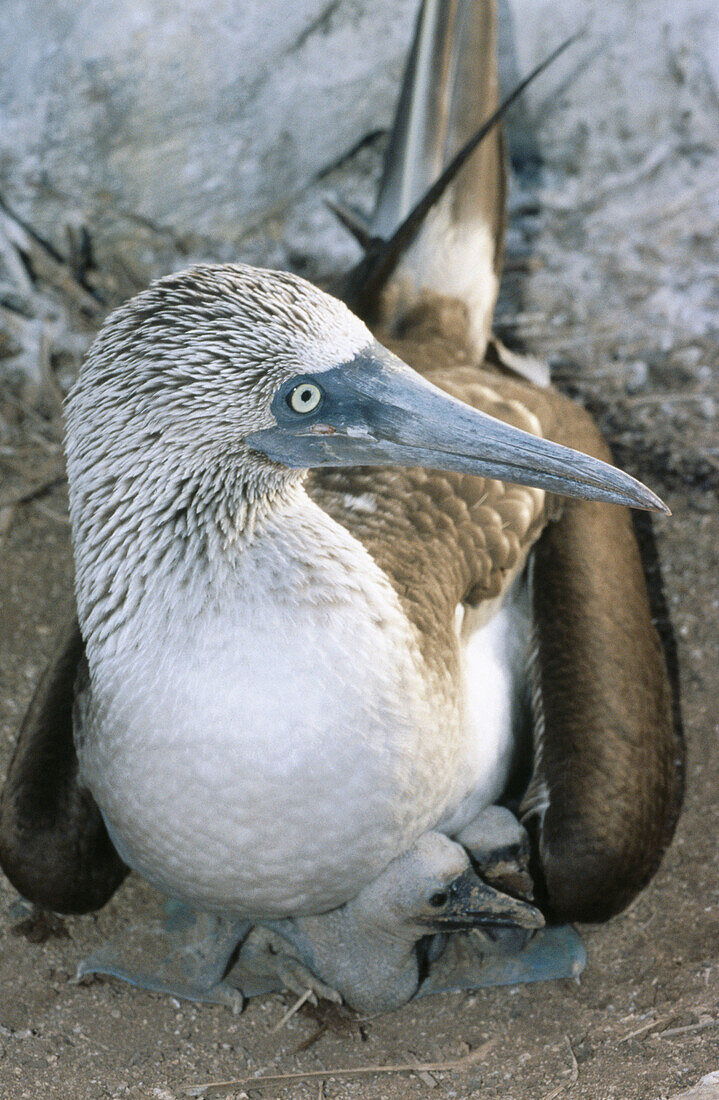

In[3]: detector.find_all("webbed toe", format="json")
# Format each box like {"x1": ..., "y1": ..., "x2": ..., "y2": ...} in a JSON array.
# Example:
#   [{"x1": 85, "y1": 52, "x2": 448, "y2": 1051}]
[
  {"x1": 78, "y1": 901, "x2": 249, "y2": 1010},
  {"x1": 417, "y1": 924, "x2": 586, "y2": 998}
]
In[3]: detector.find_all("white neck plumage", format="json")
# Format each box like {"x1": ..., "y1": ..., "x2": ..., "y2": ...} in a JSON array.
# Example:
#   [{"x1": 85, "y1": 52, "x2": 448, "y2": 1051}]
[{"x1": 68, "y1": 442, "x2": 306, "y2": 650}]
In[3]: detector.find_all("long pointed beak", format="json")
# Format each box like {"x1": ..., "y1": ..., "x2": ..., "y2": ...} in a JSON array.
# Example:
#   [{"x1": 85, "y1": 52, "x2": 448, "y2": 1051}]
[
  {"x1": 246, "y1": 344, "x2": 669, "y2": 514},
  {"x1": 418, "y1": 868, "x2": 545, "y2": 932}
]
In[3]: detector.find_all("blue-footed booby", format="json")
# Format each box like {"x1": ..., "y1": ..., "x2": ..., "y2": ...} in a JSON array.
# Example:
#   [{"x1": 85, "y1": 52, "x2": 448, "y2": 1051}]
[{"x1": 0, "y1": 0, "x2": 683, "y2": 1011}]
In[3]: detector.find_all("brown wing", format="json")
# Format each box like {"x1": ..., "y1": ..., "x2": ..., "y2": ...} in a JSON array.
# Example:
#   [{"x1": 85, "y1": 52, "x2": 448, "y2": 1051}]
[
  {"x1": 309, "y1": 415, "x2": 549, "y2": 680},
  {"x1": 522, "y1": 400, "x2": 684, "y2": 922},
  {"x1": 317, "y1": 297, "x2": 682, "y2": 923},
  {"x1": 309, "y1": 304, "x2": 562, "y2": 675}
]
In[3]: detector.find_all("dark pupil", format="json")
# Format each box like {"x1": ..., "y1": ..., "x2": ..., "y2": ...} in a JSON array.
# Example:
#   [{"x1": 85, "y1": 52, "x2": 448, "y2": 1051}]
[
  {"x1": 300, "y1": 389, "x2": 313, "y2": 404},
  {"x1": 429, "y1": 891, "x2": 448, "y2": 908}
]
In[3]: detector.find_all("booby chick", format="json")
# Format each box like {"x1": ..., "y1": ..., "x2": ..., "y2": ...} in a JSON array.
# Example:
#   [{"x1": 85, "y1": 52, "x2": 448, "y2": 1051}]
[
  {"x1": 228, "y1": 831, "x2": 543, "y2": 1014},
  {"x1": 225, "y1": 811, "x2": 587, "y2": 1012}
]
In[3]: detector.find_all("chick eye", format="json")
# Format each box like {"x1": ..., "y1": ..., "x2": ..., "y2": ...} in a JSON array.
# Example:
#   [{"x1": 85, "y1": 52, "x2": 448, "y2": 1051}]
[
  {"x1": 428, "y1": 890, "x2": 449, "y2": 908},
  {"x1": 288, "y1": 382, "x2": 323, "y2": 414}
]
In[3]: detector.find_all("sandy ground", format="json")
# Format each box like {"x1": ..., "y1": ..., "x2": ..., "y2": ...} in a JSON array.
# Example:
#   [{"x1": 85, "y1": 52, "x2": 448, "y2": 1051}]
[{"x1": 1, "y1": 117, "x2": 719, "y2": 1100}]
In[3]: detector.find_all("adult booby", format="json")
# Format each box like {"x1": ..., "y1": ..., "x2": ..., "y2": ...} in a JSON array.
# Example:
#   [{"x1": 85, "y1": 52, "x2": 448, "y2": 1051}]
[
  {"x1": 0, "y1": 0, "x2": 683, "y2": 1009},
  {"x1": 64, "y1": 260, "x2": 664, "y2": 919}
]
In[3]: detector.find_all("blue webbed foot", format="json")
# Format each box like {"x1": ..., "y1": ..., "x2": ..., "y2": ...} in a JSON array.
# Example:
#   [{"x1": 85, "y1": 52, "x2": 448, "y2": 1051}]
[
  {"x1": 78, "y1": 900, "x2": 250, "y2": 1010},
  {"x1": 416, "y1": 923, "x2": 586, "y2": 998}
]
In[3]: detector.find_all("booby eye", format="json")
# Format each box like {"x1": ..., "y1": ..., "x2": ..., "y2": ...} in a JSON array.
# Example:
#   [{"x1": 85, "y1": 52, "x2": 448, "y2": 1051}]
[
  {"x1": 428, "y1": 890, "x2": 449, "y2": 908},
  {"x1": 288, "y1": 382, "x2": 323, "y2": 414}
]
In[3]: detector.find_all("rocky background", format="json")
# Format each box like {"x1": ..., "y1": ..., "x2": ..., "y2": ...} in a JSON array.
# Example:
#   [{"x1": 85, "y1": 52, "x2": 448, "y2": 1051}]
[
  {"x1": 0, "y1": 2, "x2": 718, "y2": 1098},
  {"x1": 1, "y1": 0, "x2": 717, "y2": 390}
]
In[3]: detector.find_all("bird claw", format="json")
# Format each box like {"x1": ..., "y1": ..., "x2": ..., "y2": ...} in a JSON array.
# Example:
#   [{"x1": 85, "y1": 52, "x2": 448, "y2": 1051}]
[{"x1": 230, "y1": 926, "x2": 343, "y2": 1005}]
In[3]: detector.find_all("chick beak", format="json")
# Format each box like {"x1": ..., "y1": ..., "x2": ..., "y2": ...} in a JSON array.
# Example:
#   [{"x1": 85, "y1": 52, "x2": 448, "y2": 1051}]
[{"x1": 419, "y1": 868, "x2": 545, "y2": 933}]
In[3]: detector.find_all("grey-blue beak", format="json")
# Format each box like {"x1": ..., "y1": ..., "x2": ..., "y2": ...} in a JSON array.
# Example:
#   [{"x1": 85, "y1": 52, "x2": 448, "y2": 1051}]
[{"x1": 246, "y1": 344, "x2": 669, "y2": 514}]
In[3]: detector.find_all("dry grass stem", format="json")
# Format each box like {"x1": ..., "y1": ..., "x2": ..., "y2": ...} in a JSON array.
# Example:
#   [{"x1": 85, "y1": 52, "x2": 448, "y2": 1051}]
[
  {"x1": 623, "y1": 393, "x2": 712, "y2": 408},
  {"x1": 0, "y1": 502, "x2": 17, "y2": 547},
  {"x1": 402, "y1": 1049, "x2": 440, "y2": 1089},
  {"x1": 181, "y1": 1037, "x2": 496, "y2": 1096},
  {"x1": 654, "y1": 1019, "x2": 718, "y2": 1040},
  {"x1": 0, "y1": 204, "x2": 101, "y2": 314},
  {"x1": 617, "y1": 1014, "x2": 673, "y2": 1044},
  {"x1": 31, "y1": 498, "x2": 70, "y2": 525},
  {"x1": 0, "y1": 472, "x2": 65, "y2": 509},
  {"x1": 540, "y1": 1037, "x2": 579, "y2": 1100},
  {"x1": 271, "y1": 988, "x2": 316, "y2": 1032}
]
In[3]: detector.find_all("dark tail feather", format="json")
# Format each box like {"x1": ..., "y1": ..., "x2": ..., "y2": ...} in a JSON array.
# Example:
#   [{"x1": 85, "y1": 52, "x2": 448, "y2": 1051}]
[
  {"x1": 324, "y1": 197, "x2": 374, "y2": 250},
  {"x1": 369, "y1": 0, "x2": 506, "y2": 246},
  {"x1": 337, "y1": 1, "x2": 578, "y2": 356}
]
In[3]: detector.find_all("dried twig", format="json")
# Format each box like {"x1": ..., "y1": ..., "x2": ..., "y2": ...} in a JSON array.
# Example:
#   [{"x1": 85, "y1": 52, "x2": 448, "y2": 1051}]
[
  {"x1": 0, "y1": 472, "x2": 65, "y2": 509},
  {"x1": 637, "y1": 178, "x2": 719, "y2": 228},
  {"x1": 271, "y1": 988, "x2": 315, "y2": 1033},
  {"x1": 654, "y1": 1018, "x2": 718, "y2": 1040},
  {"x1": 0, "y1": 226, "x2": 35, "y2": 296},
  {"x1": 31, "y1": 498, "x2": 70, "y2": 525},
  {"x1": 181, "y1": 1037, "x2": 496, "y2": 1097},
  {"x1": 617, "y1": 1013, "x2": 674, "y2": 1044},
  {"x1": 0, "y1": 205, "x2": 101, "y2": 313},
  {"x1": 403, "y1": 1049, "x2": 440, "y2": 1089},
  {"x1": 0, "y1": 387, "x2": 63, "y2": 435},
  {"x1": 37, "y1": 328, "x2": 66, "y2": 413},
  {"x1": 495, "y1": 310, "x2": 548, "y2": 328},
  {"x1": 540, "y1": 1036, "x2": 579, "y2": 1100},
  {"x1": 0, "y1": 502, "x2": 17, "y2": 548},
  {"x1": 623, "y1": 393, "x2": 713, "y2": 408}
]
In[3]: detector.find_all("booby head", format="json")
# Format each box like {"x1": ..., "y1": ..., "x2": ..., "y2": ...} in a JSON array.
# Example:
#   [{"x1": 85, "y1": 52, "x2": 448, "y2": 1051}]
[
  {"x1": 352, "y1": 832, "x2": 544, "y2": 940},
  {"x1": 68, "y1": 263, "x2": 666, "y2": 518}
]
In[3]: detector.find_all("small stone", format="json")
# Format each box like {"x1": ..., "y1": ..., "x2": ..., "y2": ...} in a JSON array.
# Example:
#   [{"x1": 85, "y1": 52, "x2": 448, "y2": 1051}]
[
  {"x1": 624, "y1": 360, "x2": 649, "y2": 394},
  {"x1": 669, "y1": 1070, "x2": 719, "y2": 1100}
]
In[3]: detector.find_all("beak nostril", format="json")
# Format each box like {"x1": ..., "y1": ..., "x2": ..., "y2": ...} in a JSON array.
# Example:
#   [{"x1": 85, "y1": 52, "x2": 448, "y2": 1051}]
[{"x1": 428, "y1": 890, "x2": 449, "y2": 908}]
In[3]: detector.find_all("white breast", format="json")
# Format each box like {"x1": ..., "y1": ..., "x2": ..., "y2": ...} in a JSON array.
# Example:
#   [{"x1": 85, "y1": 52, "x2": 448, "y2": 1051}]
[
  {"x1": 78, "y1": 496, "x2": 454, "y2": 916},
  {"x1": 77, "y1": 493, "x2": 528, "y2": 917},
  {"x1": 439, "y1": 576, "x2": 533, "y2": 836}
]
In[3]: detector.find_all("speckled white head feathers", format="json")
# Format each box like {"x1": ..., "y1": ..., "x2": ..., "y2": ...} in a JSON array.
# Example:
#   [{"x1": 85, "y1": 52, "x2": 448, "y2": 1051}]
[
  {"x1": 66, "y1": 263, "x2": 373, "y2": 473},
  {"x1": 65, "y1": 264, "x2": 376, "y2": 640}
]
